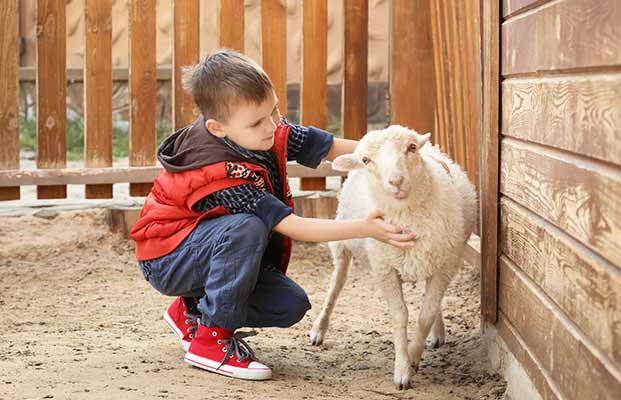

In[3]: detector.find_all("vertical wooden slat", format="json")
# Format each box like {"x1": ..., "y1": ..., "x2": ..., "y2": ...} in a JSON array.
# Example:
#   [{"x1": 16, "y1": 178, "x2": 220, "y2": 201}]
[
  {"x1": 84, "y1": 0, "x2": 113, "y2": 199},
  {"x1": 0, "y1": 1, "x2": 20, "y2": 201},
  {"x1": 220, "y1": 0, "x2": 245, "y2": 52},
  {"x1": 431, "y1": 0, "x2": 481, "y2": 189},
  {"x1": 480, "y1": 0, "x2": 500, "y2": 323},
  {"x1": 430, "y1": 0, "x2": 448, "y2": 152},
  {"x1": 36, "y1": 0, "x2": 66, "y2": 199},
  {"x1": 261, "y1": 0, "x2": 287, "y2": 114},
  {"x1": 173, "y1": 0, "x2": 200, "y2": 130},
  {"x1": 300, "y1": 0, "x2": 327, "y2": 191},
  {"x1": 129, "y1": 0, "x2": 157, "y2": 196},
  {"x1": 342, "y1": 0, "x2": 368, "y2": 141},
  {"x1": 390, "y1": 0, "x2": 435, "y2": 136}
]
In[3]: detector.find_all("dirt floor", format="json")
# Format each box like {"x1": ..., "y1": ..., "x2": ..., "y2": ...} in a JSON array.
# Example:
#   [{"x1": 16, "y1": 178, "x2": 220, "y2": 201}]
[{"x1": 0, "y1": 209, "x2": 506, "y2": 400}]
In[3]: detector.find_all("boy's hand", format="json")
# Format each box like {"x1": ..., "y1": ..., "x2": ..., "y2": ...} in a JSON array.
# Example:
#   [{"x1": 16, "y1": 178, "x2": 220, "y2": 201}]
[{"x1": 364, "y1": 209, "x2": 418, "y2": 249}]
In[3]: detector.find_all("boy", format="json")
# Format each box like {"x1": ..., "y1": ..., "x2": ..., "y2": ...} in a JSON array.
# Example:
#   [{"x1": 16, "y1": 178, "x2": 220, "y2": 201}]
[{"x1": 130, "y1": 49, "x2": 416, "y2": 381}]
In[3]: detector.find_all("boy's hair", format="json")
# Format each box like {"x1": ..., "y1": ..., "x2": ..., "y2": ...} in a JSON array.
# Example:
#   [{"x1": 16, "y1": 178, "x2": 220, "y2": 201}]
[{"x1": 182, "y1": 49, "x2": 274, "y2": 122}]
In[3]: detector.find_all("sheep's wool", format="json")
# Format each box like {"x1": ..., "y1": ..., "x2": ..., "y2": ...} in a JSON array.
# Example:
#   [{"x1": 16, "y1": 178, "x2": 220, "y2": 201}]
[{"x1": 334, "y1": 125, "x2": 477, "y2": 283}]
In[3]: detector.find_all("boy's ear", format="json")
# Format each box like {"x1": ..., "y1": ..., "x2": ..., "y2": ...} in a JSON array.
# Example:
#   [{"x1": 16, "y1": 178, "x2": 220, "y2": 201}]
[
  {"x1": 332, "y1": 154, "x2": 365, "y2": 171},
  {"x1": 206, "y1": 119, "x2": 226, "y2": 138}
]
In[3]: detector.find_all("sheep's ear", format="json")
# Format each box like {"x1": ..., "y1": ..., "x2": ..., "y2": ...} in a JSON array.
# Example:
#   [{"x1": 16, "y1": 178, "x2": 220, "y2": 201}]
[
  {"x1": 332, "y1": 154, "x2": 364, "y2": 171},
  {"x1": 417, "y1": 132, "x2": 431, "y2": 148}
]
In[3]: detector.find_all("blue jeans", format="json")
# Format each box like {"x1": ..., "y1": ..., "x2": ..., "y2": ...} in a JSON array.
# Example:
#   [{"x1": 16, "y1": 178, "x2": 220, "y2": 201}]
[{"x1": 138, "y1": 214, "x2": 311, "y2": 331}]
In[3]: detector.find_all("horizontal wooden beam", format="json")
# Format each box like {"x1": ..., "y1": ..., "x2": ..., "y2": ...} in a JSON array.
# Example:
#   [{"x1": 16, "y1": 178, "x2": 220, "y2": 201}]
[
  {"x1": 0, "y1": 162, "x2": 347, "y2": 187},
  {"x1": 18, "y1": 65, "x2": 173, "y2": 82}
]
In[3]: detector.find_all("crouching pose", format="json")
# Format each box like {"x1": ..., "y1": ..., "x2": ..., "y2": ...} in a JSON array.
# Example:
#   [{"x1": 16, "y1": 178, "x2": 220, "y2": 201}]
[
  {"x1": 309, "y1": 126, "x2": 477, "y2": 389},
  {"x1": 130, "y1": 50, "x2": 417, "y2": 381}
]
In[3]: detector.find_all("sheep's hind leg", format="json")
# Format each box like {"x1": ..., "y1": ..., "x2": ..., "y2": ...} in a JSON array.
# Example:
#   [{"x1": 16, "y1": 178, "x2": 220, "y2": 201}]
[
  {"x1": 429, "y1": 310, "x2": 445, "y2": 348},
  {"x1": 309, "y1": 243, "x2": 352, "y2": 346},
  {"x1": 408, "y1": 273, "x2": 450, "y2": 371},
  {"x1": 378, "y1": 270, "x2": 411, "y2": 390}
]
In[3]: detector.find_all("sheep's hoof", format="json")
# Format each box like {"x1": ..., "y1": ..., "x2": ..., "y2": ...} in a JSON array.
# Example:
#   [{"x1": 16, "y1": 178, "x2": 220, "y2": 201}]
[
  {"x1": 395, "y1": 379, "x2": 411, "y2": 390},
  {"x1": 429, "y1": 336, "x2": 445, "y2": 349},
  {"x1": 309, "y1": 329, "x2": 324, "y2": 346}
]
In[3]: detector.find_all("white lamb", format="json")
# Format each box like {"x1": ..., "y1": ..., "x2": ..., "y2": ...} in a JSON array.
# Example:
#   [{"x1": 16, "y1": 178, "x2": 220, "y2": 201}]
[{"x1": 309, "y1": 125, "x2": 477, "y2": 390}]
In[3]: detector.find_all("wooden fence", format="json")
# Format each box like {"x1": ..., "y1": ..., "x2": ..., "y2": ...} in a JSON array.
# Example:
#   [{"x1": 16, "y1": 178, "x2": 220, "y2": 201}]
[{"x1": 0, "y1": 0, "x2": 481, "y2": 205}]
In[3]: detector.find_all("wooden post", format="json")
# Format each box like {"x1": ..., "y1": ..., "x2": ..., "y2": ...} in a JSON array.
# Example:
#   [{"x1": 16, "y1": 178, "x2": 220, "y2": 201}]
[
  {"x1": 300, "y1": 0, "x2": 327, "y2": 191},
  {"x1": 261, "y1": 0, "x2": 287, "y2": 114},
  {"x1": 220, "y1": 0, "x2": 245, "y2": 52},
  {"x1": 0, "y1": 0, "x2": 20, "y2": 201},
  {"x1": 342, "y1": 0, "x2": 368, "y2": 141},
  {"x1": 84, "y1": 0, "x2": 113, "y2": 199},
  {"x1": 36, "y1": 0, "x2": 67, "y2": 199},
  {"x1": 480, "y1": 0, "x2": 499, "y2": 323},
  {"x1": 173, "y1": 0, "x2": 200, "y2": 130},
  {"x1": 390, "y1": 0, "x2": 435, "y2": 136},
  {"x1": 129, "y1": 0, "x2": 157, "y2": 197}
]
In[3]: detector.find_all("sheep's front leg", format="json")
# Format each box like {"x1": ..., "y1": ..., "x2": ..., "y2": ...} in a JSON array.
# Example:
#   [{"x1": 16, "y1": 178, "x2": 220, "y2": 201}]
[
  {"x1": 378, "y1": 270, "x2": 411, "y2": 390},
  {"x1": 408, "y1": 273, "x2": 449, "y2": 371},
  {"x1": 309, "y1": 244, "x2": 352, "y2": 346}
]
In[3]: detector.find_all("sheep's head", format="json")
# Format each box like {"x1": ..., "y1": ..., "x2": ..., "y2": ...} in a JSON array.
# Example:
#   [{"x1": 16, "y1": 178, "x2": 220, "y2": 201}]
[{"x1": 333, "y1": 125, "x2": 431, "y2": 201}]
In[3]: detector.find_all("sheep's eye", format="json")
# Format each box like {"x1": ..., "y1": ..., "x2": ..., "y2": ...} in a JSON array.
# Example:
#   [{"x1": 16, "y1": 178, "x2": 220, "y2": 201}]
[
  {"x1": 407, "y1": 143, "x2": 417, "y2": 152},
  {"x1": 361, "y1": 156, "x2": 371, "y2": 165}
]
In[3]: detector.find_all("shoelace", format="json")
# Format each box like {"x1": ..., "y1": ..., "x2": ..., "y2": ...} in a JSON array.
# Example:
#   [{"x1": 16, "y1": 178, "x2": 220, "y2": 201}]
[
  {"x1": 217, "y1": 331, "x2": 258, "y2": 370},
  {"x1": 184, "y1": 312, "x2": 199, "y2": 338}
]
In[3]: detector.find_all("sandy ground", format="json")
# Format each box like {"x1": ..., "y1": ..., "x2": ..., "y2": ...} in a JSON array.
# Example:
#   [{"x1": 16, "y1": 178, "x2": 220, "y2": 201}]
[{"x1": 0, "y1": 209, "x2": 505, "y2": 400}]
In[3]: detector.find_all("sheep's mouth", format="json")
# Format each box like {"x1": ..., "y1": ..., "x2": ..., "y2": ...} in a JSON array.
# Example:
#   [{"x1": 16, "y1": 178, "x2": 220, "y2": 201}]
[{"x1": 393, "y1": 190, "x2": 409, "y2": 199}]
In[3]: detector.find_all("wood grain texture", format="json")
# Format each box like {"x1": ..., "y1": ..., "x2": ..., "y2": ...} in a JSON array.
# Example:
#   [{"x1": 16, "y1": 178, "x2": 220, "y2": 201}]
[
  {"x1": 501, "y1": 197, "x2": 621, "y2": 363},
  {"x1": 502, "y1": 74, "x2": 621, "y2": 165},
  {"x1": 129, "y1": 0, "x2": 157, "y2": 197},
  {"x1": 430, "y1": 0, "x2": 481, "y2": 190},
  {"x1": 36, "y1": 0, "x2": 67, "y2": 199},
  {"x1": 502, "y1": 0, "x2": 621, "y2": 76},
  {"x1": 499, "y1": 256, "x2": 621, "y2": 400},
  {"x1": 220, "y1": 0, "x2": 244, "y2": 52},
  {"x1": 261, "y1": 0, "x2": 287, "y2": 114},
  {"x1": 84, "y1": 0, "x2": 113, "y2": 199},
  {"x1": 342, "y1": 0, "x2": 367, "y2": 141},
  {"x1": 0, "y1": 0, "x2": 20, "y2": 201},
  {"x1": 300, "y1": 0, "x2": 327, "y2": 191},
  {"x1": 480, "y1": 0, "x2": 500, "y2": 323},
  {"x1": 391, "y1": 0, "x2": 435, "y2": 135},
  {"x1": 496, "y1": 313, "x2": 563, "y2": 400},
  {"x1": 502, "y1": 0, "x2": 552, "y2": 19},
  {"x1": 173, "y1": 0, "x2": 200, "y2": 130},
  {"x1": 500, "y1": 138, "x2": 621, "y2": 267}
]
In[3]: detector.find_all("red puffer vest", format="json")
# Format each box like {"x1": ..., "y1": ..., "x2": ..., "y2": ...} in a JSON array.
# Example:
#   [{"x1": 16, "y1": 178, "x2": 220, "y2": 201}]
[{"x1": 130, "y1": 124, "x2": 294, "y2": 273}]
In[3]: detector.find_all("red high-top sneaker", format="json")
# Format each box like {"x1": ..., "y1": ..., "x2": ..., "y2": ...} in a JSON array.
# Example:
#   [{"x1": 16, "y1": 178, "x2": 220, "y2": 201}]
[
  {"x1": 184, "y1": 325, "x2": 272, "y2": 380},
  {"x1": 163, "y1": 297, "x2": 199, "y2": 352}
]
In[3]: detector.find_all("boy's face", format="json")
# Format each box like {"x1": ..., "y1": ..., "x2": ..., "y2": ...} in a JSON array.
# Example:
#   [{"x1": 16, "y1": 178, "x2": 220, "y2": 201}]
[{"x1": 206, "y1": 90, "x2": 280, "y2": 151}]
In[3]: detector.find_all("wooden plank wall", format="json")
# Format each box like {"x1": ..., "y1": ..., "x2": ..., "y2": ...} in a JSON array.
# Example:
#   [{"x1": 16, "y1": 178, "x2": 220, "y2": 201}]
[
  {"x1": 496, "y1": 0, "x2": 621, "y2": 399},
  {"x1": 220, "y1": 0, "x2": 244, "y2": 52},
  {"x1": 0, "y1": 1, "x2": 20, "y2": 201}
]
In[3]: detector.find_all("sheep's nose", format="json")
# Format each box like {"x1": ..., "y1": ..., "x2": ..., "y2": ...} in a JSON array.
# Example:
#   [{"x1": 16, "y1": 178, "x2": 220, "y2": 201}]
[{"x1": 388, "y1": 176, "x2": 404, "y2": 187}]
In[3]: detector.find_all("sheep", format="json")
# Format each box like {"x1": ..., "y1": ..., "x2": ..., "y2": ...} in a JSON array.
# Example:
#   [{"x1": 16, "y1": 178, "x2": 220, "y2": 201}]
[{"x1": 309, "y1": 125, "x2": 477, "y2": 390}]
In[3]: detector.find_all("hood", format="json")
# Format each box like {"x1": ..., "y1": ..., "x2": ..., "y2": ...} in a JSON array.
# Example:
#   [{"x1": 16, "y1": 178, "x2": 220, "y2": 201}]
[{"x1": 157, "y1": 115, "x2": 245, "y2": 173}]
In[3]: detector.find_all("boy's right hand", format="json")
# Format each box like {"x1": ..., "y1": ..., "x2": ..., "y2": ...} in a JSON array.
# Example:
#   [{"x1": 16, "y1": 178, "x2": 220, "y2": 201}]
[{"x1": 364, "y1": 209, "x2": 418, "y2": 250}]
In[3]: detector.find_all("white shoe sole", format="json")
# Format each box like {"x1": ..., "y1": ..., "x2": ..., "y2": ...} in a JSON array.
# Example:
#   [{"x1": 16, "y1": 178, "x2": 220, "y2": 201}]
[
  {"x1": 184, "y1": 352, "x2": 272, "y2": 381},
  {"x1": 163, "y1": 311, "x2": 191, "y2": 352}
]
